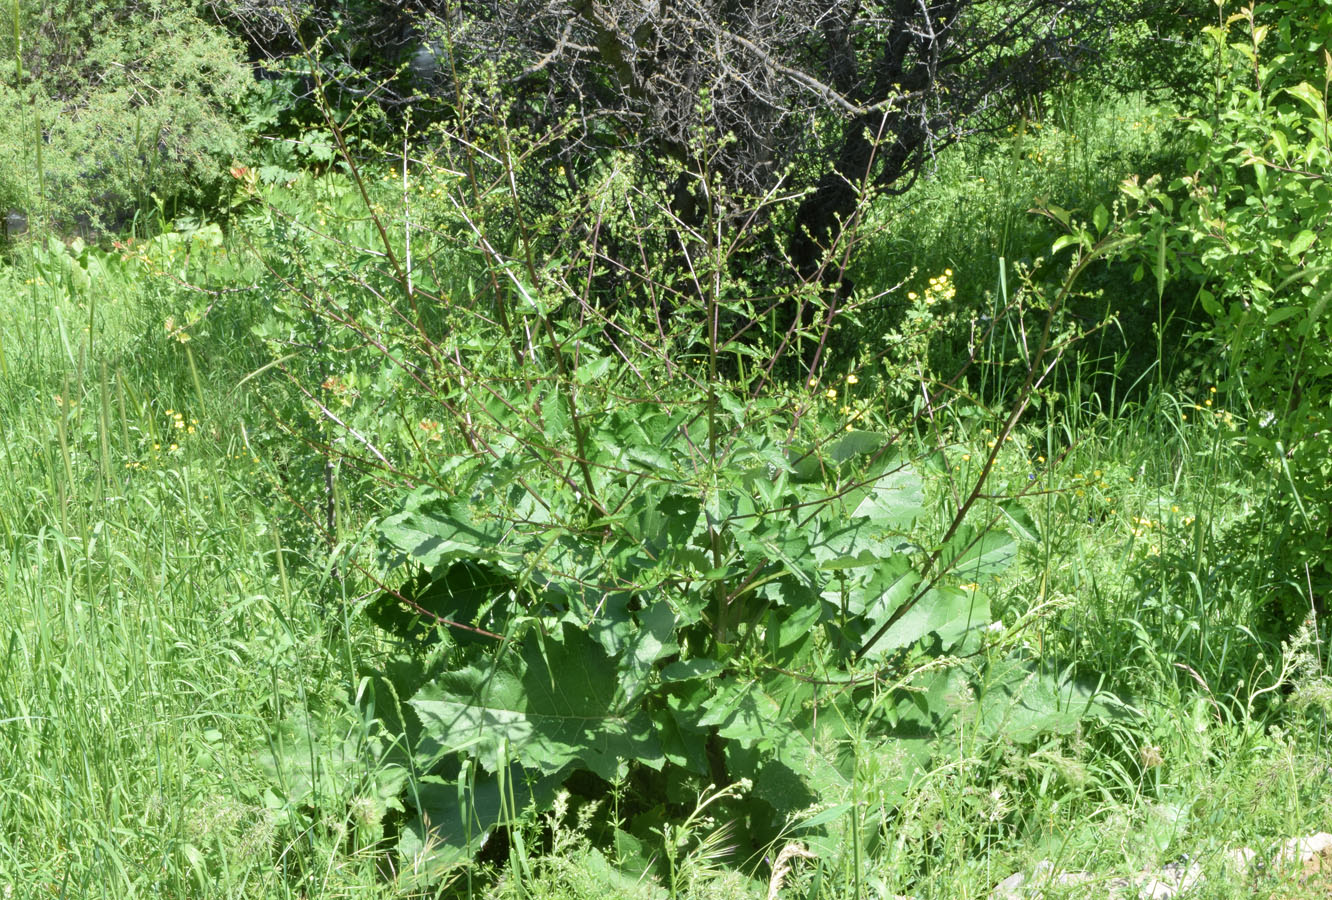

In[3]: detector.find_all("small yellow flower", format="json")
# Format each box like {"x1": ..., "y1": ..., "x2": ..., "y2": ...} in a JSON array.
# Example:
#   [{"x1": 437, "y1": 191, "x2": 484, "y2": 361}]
[
  {"x1": 825, "y1": 388, "x2": 837, "y2": 400},
  {"x1": 846, "y1": 374, "x2": 858, "y2": 385}
]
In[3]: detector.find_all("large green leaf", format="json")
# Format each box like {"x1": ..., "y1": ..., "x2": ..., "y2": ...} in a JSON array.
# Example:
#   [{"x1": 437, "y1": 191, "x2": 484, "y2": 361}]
[
  {"x1": 940, "y1": 525, "x2": 1017, "y2": 579},
  {"x1": 600, "y1": 600, "x2": 678, "y2": 704},
  {"x1": 697, "y1": 679, "x2": 784, "y2": 747},
  {"x1": 808, "y1": 517, "x2": 911, "y2": 570},
  {"x1": 829, "y1": 429, "x2": 889, "y2": 465},
  {"x1": 620, "y1": 489, "x2": 702, "y2": 558},
  {"x1": 411, "y1": 621, "x2": 661, "y2": 780},
  {"x1": 850, "y1": 465, "x2": 926, "y2": 531},
  {"x1": 825, "y1": 559, "x2": 987, "y2": 659},
  {"x1": 366, "y1": 560, "x2": 511, "y2": 643},
  {"x1": 398, "y1": 763, "x2": 566, "y2": 884},
  {"x1": 972, "y1": 657, "x2": 1128, "y2": 743},
  {"x1": 259, "y1": 708, "x2": 409, "y2": 837},
  {"x1": 380, "y1": 487, "x2": 506, "y2": 570},
  {"x1": 861, "y1": 584, "x2": 988, "y2": 659},
  {"x1": 827, "y1": 556, "x2": 918, "y2": 619},
  {"x1": 655, "y1": 709, "x2": 711, "y2": 776}
]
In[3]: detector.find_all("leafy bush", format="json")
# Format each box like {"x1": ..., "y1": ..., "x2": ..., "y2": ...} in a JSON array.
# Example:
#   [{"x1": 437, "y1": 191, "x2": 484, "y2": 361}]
[
  {"x1": 1114, "y1": 0, "x2": 1332, "y2": 631},
  {"x1": 220, "y1": 74, "x2": 1143, "y2": 887},
  {"x1": 0, "y1": 0, "x2": 252, "y2": 234}
]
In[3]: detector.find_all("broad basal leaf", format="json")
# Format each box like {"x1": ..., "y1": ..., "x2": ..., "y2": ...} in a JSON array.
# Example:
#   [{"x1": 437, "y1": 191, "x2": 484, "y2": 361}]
[
  {"x1": 398, "y1": 763, "x2": 565, "y2": 885},
  {"x1": 825, "y1": 556, "x2": 918, "y2": 619},
  {"x1": 366, "y1": 560, "x2": 510, "y2": 643},
  {"x1": 411, "y1": 621, "x2": 660, "y2": 780},
  {"x1": 850, "y1": 465, "x2": 925, "y2": 531},
  {"x1": 605, "y1": 600, "x2": 677, "y2": 704},
  {"x1": 808, "y1": 516, "x2": 911, "y2": 570},
  {"x1": 380, "y1": 487, "x2": 505, "y2": 570},
  {"x1": 971, "y1": 657, "x2": 1127, "y2": 744},
  {"x1": 829, "y1": 429, "x2": 889, "y2": 465},
  {"x1": 697, "y1": 680, "x2": 783, "y2": 746},
  {"x1": 860, "y1": 584, "x2": 987, "y2": 659},
  {"x1": 940, "y1": 525, "x2": 1016, "y2": 579},
  {"x1": 661, "y1": 658, "x2": 724, "y2": 681}
]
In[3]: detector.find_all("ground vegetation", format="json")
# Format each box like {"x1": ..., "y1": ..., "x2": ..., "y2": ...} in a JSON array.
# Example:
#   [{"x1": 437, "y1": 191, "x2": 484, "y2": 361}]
[{"x1": 0, "y1": 1, "x2": 1329, "y2": 898}]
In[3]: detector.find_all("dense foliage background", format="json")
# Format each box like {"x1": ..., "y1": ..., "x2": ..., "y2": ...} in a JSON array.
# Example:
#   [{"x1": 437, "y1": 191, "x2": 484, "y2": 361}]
[{"x1": 1, "y1": 1, "x2": 1330, "y2": 898}]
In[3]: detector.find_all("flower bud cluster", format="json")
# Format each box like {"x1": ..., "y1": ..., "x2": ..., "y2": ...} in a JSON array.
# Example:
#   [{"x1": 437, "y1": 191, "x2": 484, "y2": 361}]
[{"x1": 907, "y1": 269, "x2": 956, "y2": 305}]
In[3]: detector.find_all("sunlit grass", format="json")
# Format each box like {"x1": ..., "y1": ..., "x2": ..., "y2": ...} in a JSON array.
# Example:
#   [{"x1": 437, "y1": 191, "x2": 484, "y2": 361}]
[{"x1": 0, "y1": 251, "x2": 394, "y2": 898}]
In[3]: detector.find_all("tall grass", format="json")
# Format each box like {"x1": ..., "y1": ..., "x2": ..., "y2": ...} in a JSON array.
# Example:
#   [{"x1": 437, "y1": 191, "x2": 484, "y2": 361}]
[{"x1": 0, "y1": 243, "x2": 395, "y2": 898}]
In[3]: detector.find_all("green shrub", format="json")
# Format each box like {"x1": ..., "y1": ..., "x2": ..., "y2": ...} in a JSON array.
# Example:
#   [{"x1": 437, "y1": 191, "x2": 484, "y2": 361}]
[
  {"x1": 1, "y1": 0, "x2": 252, "y2": 234},
  {"x1": 1114, "y1": 0, "x2": 1332, "y2": 630}
]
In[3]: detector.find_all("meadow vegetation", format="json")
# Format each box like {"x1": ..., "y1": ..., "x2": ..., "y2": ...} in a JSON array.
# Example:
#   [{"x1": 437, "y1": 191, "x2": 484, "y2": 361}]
[{"x1": 1, "y1": 1, "x2": 1330, "y2": 898}]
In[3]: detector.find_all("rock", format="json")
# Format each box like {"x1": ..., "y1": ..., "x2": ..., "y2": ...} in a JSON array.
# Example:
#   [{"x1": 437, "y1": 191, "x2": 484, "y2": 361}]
[
  {"x1": 1123, "y1": 860, "x2": 1202, "y2": 899},
  {"x1": 991, "y1": 869, "x2": 1028, "y2": 899},
  {"x1": 1275, "y1": 832, "x2": 1332, "y2": 877},
  {"x1": 1134, "y1": 879, "x2": 1177, "y2": 899},
  {"x1": 990, "y1": 862, "x2": 1094, "y2": 898},
  {"x1": 987, "y1": 833, "x2": 1332, "y2": 899},
  {"x1": 1154, "y1": 861, "x2": 1203, "y2": 891}
]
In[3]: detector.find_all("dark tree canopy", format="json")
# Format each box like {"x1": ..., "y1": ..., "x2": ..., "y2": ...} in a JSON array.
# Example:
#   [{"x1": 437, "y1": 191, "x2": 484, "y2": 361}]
[
  {"x1": 456, "y1": 0, "x2": 1143, "y2": 257},
  {"x1": 220, "y1": 0, "x2": 1191, "y2": 290}
]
